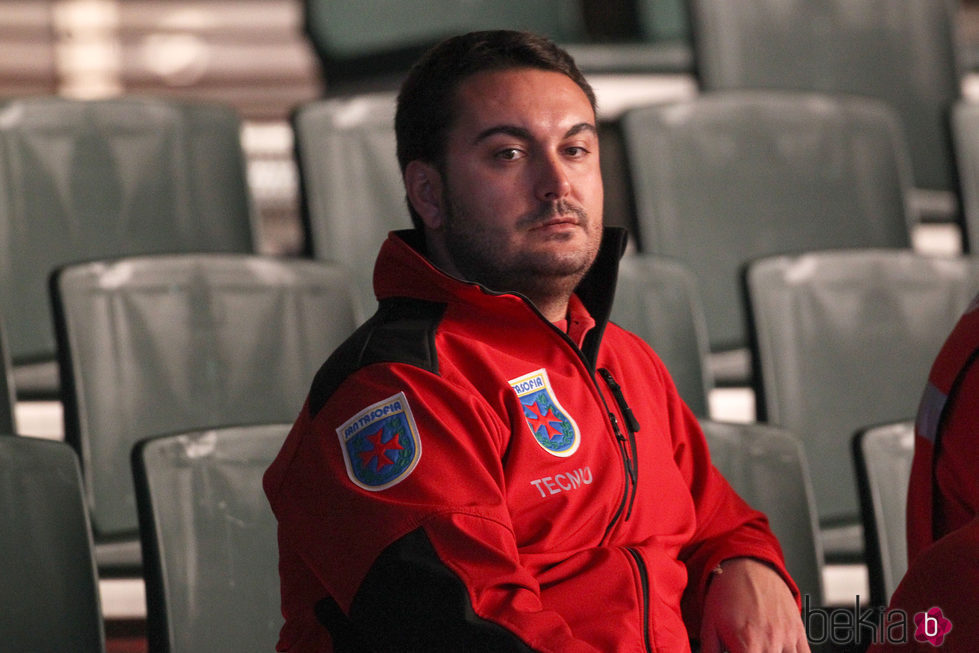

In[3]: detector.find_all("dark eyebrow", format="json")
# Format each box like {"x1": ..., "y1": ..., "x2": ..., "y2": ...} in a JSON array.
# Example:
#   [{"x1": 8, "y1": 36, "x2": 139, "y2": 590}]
[
  {"x1": 564, "y1": 123, "x2": 598, "y2": 139},
  {"x1": 473, "y1": 122, "x2": 597, "y2": 145},
  {"x1": 473, "y1": 125, "x2": 532, "y2": 145}
]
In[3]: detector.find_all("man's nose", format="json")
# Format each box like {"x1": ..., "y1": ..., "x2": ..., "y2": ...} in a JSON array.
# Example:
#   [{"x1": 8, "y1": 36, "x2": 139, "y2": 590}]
[{"x1": 535, "y1": 154, "x2": 572, "y2": 201}]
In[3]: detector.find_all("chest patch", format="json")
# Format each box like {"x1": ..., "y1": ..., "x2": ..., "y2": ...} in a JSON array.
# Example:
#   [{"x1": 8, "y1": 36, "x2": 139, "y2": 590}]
[
  {"x1": 509, "y1": 369, "x2": 581, "y2": 457},
  {"x1": 336, "y1": 392, "x2": 422, "y2": 491}
]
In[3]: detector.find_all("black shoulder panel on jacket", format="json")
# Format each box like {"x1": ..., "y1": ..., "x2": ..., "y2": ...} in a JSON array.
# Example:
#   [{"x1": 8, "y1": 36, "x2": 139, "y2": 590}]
[
  {"x1": 308, "y1": 297, "x2": 446, "y2": 419},
  {"x1": 346, "y1": 528, "x2": 536, "y2": 652},
  {"x1": 314, "y1": 596, "x2": 373, "y2": 653}
]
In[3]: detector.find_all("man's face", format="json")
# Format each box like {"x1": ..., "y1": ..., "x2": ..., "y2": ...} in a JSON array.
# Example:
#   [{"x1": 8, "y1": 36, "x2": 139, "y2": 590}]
[{"x1": 425, "y1": 68, "x2": 604, "y2": 307}]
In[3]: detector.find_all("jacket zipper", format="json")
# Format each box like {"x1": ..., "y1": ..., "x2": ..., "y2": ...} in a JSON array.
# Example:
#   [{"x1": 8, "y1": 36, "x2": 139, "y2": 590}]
[
  {"x1": 598, "y1": 368, "x2": 641, "y2": 520},
  {"x1": 534, "y1": 315, "x2": 637, "y2": 540},
  {"x1": 532, "y1": 303, "x2": 650, "y2": 651},
  {"x1": 626, "y1": 547, "x2": 654, "y2": 653},
  {"x1": 600, "y1": 405, "x2": 634, "y2": 541}
]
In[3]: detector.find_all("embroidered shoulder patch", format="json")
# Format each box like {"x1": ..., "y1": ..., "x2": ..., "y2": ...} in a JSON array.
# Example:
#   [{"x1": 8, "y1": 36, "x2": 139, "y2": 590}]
[
  {"x1": 509, "y1": 369, "x2": 581, "y2": 457},
  {"x1": 336, "y1": 392, "x2": 422, "y2": 491}
]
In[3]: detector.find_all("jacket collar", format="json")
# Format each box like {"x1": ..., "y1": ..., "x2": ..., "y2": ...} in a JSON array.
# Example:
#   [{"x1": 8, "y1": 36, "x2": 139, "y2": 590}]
[
  {"x1": 376, "y1": 226, "x2": 629, "y2": 351},
  {"x1": 573, "y1": 226, "x2": 628, "y2": 351}
]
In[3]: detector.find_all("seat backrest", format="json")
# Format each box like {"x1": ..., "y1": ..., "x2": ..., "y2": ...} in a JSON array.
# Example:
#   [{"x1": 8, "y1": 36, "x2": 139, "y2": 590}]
[
  {"x1": 688, "y1": 0, "x2": 961, "y2": 196},
  {"x1": 635, "y1": 0, "x2": 689, "y2": 42},
  {"x1": 133, "y1": 424, "x2": 289, "y2": 653},
  {"x1": 52, "y1": 254, "x2": 360, "y2": 540},
  {"x1": 951, "y1": 100, "x2": 979, "y2": 252},
  {"x1": 303, "y1": 0, "x2": 585, "y2": 87},
  {"x1": 0, "y1": 96, "x2": 255, "y2": 369},
  {"x1": 563, "y1": 0, "x2": 693, "y2": 74},
  {"x1": 852, "y1": 420, "x2": 915, "y2": 609},
  {"x1": 293, "y1": 94, "x2": 409, "y2": 314},
  {"x1": 0, "y1": 436, "x2": 105, "y2": 652},
  {"x1": 699, "y1": 419, "x2": 824, "y2": 606},
  {"x1": 611, "y1": 254, "x2": 712, "y2": 416},
  {"x1": 621, "y1": 91, "x2": 914, "y2": 353},
  {"x1": 745, "y1": 249, "x2": 979, "y2": 530}
]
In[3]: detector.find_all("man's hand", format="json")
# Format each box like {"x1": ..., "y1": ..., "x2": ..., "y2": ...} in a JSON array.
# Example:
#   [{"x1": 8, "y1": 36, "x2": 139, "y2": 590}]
[{"x1": 699, "y1": 557, "x2": 810, "y2": 653}]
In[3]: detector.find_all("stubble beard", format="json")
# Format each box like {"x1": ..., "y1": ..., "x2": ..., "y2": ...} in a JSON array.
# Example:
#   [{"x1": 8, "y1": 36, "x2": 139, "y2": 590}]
[{"x1": 440, "y1": 194, "x2": 600, "y2": 309}]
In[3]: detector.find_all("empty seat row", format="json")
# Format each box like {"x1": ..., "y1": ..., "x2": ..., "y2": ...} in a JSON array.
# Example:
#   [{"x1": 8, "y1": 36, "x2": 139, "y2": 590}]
[
  {"x1": 687, "y1": 0, "x2": 962, "y2": 210},
  {"x1": 0, "y1": 423, "x2": 289, "y2": 653},
  {"x1": 0, "y1": 89, "x2": 971, "y2": 406},
  {"x1": 0, "y1": 96, "x2": 256, "y2": 399},
  {"x1": 303, "y1": 0, "x2": 693, "y2": 94},
  {"x1": 614, "y1": 247, "x2": 977, "y2": 567},
  {"x1": 52, "y1": 253, "x2": 360, "y2": 576},
  {"x1": 745, "y1": 249, "x2": 979, "y2": 561}
]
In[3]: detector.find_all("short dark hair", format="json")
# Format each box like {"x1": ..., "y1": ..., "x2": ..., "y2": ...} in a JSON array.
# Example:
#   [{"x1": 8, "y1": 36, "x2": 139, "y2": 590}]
[{"x1": 395, "y1": 30, "x2": 597, "y2": 228}]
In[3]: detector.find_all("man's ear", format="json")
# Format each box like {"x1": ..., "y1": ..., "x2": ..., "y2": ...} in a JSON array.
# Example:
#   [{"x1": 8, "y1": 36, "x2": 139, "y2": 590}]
[{"x1": 404, "y1": 160, "x2": 445, "y2": 229}]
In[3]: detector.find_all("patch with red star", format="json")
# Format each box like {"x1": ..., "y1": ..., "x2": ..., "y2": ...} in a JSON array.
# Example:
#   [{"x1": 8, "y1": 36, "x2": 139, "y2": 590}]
[
  {"x1": 509, "y1": 369, "x2": 581, "y2": 457},
  {"x1": 336, "y1": 392, "x2": 422, "y2": 491}
]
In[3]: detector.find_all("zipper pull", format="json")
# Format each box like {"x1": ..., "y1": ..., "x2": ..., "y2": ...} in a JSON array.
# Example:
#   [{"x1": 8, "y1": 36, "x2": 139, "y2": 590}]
[
  {"x1": 608, "y1": 412, "x2": 637, "y2": 487},
  {"x1": 598, "y1": 369, "x2": 641, "y2": 434}
]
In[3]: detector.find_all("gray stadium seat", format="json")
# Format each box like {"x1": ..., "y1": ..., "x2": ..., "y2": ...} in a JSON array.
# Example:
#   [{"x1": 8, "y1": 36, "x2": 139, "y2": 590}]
[
  {"x1": 293, "y1": 93, "x2": 408, "y2": 315},
  {"x1": 133, "y1": 424, "x2": 290, "y2": 653},
  {"x1": 304, "y1": 0, "x2": 585, "y2": 91},
  {"x1": 700, "y1": 419, "x2": 825, "y2": 606},
  {"x1": 0, "y1": 436, "x2": 105, "y2": 653},
  {"x1": 51, "y1": 253, "x2": 360, "y2": 574},
  {"x1": 951, "y1": 100, "x2": 979, "y2": 252},
  {"x1": 744, "y1": 249, "x2": 979, "y2": 561},
  {"x1": 565, "y1": 0, "x2": 693, "y2": 74},
  {"x1": 853, "y1": 420, "x2": 915, "y2": 610},
  {"x1": 620, "y1": 91, "x2": 914, "y2": 380},
  {"x1": 0, "y1": 96, "x2": 255, "y2": 397},
  {"x1": 688, "y1": 0, "x2": 962, "y2": 218},
  {"x1": 611, "y1": 254, "x2": 712, "y2": 416},
  {"x1": 303, "y1": 0, "x2": 693, "y2": 93}
]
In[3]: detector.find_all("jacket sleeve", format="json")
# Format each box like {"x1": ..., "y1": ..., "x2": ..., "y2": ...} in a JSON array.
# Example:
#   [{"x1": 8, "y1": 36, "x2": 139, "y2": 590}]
[
  {"x1": 265, "y1": 362, "x2": 602, "y2": 653},
  {"x1": 661, "y1": 371, "x2": 801, "y2": 633}
]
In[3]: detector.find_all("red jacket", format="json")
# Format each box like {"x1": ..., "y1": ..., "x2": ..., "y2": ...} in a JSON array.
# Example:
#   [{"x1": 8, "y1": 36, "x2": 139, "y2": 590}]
[
  {"x1": 869, "y1": 517, "x2": 979, "y2": 652},
  {"x1": 907, "y1": 293, "x2": 979, "y2": 562},
  {"x1": 264, "y1": 228, "x2": 797, "y2": 652}
]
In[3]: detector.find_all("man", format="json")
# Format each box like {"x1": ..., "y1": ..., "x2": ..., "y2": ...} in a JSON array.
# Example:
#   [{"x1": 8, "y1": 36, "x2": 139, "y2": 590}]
[
  {"x1": 265, "y1": 30, "x2": 808, "y2": 652},
  {"x1": 906, "y1": 292, "x2": 979, "y2": 561}
]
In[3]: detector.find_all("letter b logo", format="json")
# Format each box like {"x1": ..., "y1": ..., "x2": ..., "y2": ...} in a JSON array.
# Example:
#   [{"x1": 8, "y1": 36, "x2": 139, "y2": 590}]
[{"x1": 913, "y1": 607, "x2": 952, "y2": 646}]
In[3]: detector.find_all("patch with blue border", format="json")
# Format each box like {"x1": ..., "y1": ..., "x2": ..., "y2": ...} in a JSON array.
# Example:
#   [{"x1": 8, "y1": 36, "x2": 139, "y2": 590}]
[
  {"x1": 336, "y1": 392, "x2": 422, "y2": 491},
  {"x1": 509, "y1": 369, "x2": 581, "y2": 457}
]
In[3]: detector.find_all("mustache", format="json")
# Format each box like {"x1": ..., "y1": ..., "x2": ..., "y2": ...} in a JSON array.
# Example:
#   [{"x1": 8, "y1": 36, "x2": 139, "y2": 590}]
[{"x1": 517, "y1": 200, "x2": 588, "y2": 229}]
